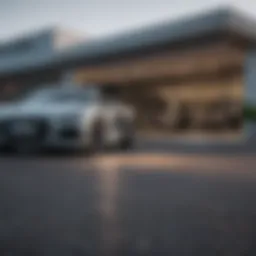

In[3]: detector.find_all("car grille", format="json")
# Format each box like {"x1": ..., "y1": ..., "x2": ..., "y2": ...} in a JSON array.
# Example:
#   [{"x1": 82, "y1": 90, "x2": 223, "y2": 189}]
[
  {"x1": 0, "y1": 121, "x2": 8, "y2": 133},
  {"x1": 7, "y1": 118, "x2": 49, "y2": 139},
  {"x1": 58, "y1": 127, "x2": 79, "y2": 140}
]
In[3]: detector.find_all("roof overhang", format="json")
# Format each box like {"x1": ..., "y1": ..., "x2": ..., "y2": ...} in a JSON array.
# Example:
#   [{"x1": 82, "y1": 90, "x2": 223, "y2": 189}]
[{"x1": 0, "y1": 7, "x2": 256, "y2": 78}]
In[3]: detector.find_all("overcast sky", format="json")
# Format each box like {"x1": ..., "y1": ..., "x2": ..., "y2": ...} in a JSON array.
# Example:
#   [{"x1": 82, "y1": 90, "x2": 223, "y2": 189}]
[{"x1": 0, "y1": 0, "x2": 256, "y2": 42}]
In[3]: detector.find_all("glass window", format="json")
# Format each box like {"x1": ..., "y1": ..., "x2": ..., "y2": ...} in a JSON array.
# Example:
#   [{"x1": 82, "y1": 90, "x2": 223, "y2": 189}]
[{"x1": 23, "y1": 87, "x2": 101, "y2": 103}]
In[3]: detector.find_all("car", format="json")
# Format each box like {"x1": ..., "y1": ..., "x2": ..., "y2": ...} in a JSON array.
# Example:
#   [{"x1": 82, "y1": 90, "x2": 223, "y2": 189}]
[{"x1": 0, "y1": 85, "x2": 136, "y2": 154}]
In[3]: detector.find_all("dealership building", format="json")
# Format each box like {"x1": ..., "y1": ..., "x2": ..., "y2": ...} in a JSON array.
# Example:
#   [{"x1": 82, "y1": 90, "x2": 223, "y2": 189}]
[{"x1": 0, "y1": 8, "x2": 256, "y2": 138}]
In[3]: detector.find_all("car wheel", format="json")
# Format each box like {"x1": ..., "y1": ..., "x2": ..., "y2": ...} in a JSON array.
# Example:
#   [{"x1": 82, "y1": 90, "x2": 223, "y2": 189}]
[
  {"x1": 89, "y1": 120, "x2": 105, "y2": 154},
  {"x1": 116, "y1": 119, "x2": 135, "y2": 151},
  {"x1": 119, "y1": 136, "x2": 134, "y2": 150}
]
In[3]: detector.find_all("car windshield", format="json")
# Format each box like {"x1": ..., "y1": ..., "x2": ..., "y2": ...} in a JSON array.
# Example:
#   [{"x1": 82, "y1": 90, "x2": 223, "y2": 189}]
[{"x1": 23, "y1": 87, "x2": 100, "y2": 103}]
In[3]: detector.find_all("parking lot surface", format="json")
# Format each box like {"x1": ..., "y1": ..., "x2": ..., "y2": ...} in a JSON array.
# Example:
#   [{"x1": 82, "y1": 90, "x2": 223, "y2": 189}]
[{"x1": 0, "y1": 151, "x2": 256, "y2": 256}]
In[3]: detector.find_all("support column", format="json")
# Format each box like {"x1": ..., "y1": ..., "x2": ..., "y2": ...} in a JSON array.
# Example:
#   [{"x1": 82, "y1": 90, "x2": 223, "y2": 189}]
[{"x1": 244, "y1": 49, "x2": 256, "y2": 140}]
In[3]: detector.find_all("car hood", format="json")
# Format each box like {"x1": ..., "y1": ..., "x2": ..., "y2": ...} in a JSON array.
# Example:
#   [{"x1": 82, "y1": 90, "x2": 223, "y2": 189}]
[
  {"x1": 0, "y1": 102, "x2": 20, "y2": 118},
  {"x1": 0, "y1": 101, "x2": 92, "y2": 119}
]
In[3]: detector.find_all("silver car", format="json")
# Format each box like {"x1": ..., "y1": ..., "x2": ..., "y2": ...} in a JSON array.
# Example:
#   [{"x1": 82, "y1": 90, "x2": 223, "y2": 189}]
[{"x1": 0, "y1": 86, "x2": 136, "y2": 154}]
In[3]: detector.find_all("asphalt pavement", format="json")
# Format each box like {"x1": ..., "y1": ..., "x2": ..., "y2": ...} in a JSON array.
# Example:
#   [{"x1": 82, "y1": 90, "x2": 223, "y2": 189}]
[{"x1": 0, "y1": 147, "x2": 256, "y2": 256}]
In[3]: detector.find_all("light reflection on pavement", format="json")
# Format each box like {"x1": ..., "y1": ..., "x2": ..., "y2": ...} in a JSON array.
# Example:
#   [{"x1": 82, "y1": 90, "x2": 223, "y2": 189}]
[
  {"x1": 89, "y1": 153, "x2": 256, "y2": 176},
  {"x1": 0, "y1": 152, "x2": 256, "y2": 255}
]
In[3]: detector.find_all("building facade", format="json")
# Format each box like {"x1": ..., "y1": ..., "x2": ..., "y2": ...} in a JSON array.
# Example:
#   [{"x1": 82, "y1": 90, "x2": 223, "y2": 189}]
[
  {"x1": 0, "y1": 8, "x2": 255, "y2": 138},
  {"x1": 0, "y1": 28, "x2": 83, "y2": 100}
]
